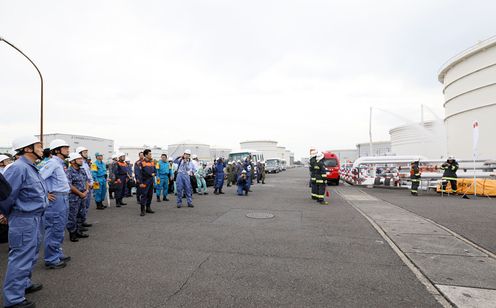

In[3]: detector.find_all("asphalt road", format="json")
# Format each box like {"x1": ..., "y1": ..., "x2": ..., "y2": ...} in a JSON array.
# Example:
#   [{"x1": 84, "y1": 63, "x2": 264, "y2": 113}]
[
  {"x1": 367, "y1": 188, "x2": 496, "y2": 254},
  {"x1": 0, "y1": 169, "x2": 441, "y2": 307}
]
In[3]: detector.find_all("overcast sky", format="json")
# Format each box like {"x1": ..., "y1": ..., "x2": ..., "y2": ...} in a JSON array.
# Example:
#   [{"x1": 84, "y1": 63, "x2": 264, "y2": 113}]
[{"x1": 1, "y1": 0, "x2": 495, "y2": 159}]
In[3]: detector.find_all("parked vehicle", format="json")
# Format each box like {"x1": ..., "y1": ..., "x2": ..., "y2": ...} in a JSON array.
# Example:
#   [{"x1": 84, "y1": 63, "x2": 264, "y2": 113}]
[
  {"x1": 323, "y1": 151, "x2": 340, "y2": 185},
  {"x1": 228, "y1": 150, "x2": 264, "y2": 164},
  {"x1": 265, "y1": 158, "x2": 281, "y2": 173}
]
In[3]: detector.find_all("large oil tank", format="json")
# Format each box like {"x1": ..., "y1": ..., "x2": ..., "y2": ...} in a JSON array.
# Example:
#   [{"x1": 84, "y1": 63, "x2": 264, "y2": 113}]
[
  {"x1": 389, "y1": 121, "x2": 446, "y2": 159},
  {"x1": 438, "y1": 36, "x2": 496, "y2": 160}
]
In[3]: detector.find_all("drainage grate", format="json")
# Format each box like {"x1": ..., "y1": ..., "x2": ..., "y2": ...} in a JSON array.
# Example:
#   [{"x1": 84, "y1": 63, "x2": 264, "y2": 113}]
[{"x1": 246, "y1": 212, "x2": 275, "y2": 219}]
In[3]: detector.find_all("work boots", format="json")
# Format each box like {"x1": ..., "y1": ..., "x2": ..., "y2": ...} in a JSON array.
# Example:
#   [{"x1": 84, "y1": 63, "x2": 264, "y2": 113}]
[
  {"x1": 146, "y1": 206, "x2": 155, "y2": 214},
  {"x1": 214, "y1": 189, "x2": 219, "y2": 195},
  {"x1": 69, "y1": 232, "x2": 79, "y2": 242},
  {"x1": 156, "y1": 196, "x2": 161, "y2": 202},
  {"x1": 140, "y1": 205, "x2": 145, "y2": 216}
]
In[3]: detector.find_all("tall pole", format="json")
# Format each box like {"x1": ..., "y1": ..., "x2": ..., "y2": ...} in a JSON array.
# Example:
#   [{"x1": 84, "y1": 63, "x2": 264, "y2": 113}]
[
  {"x1": 0, "y1": 37, "x2": 44, "y2": 145},
  {"x1": 369, "y1": 107, "x2": 373, "y2": 156}
]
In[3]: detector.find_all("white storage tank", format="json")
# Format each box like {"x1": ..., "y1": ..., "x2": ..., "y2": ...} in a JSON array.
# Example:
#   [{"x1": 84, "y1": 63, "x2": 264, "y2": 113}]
[
  {"x1": 240, "y1": 140, "x2": 279, "y2": 160},
  {"x1": 438, "y1": 36, "x2": 496, "y2": 160},
  {"x1": 389, "y1": 121, "x2": 446, "y2": 159},
  {"x1": 168, "y1": 140, "x2": 211, "y2": 161}
]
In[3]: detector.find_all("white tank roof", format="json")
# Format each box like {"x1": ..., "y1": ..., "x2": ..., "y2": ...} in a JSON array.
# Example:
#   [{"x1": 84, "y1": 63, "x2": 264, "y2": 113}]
[{"x1": 438, "y1": 35, "x2": 496, "y2": 83}]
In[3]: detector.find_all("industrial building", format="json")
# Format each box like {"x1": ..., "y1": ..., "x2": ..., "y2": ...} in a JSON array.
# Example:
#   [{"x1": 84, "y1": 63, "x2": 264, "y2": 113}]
[
  {"x1": 167, "y1": 140, "x2": 212, "y2": 161},
  {"x1": 240, "y1": 140, "x2": 294, "y2": 165},
  {"x1": 39, "y1": 133, "x2": 114, "y2": 160},
  {"x1": 119, "y1": 146, "x2": 165, "y2": 163},
  {"x1": 356, "y1": 141, "x2": 391, "y2": 157},
  {"x1": 389, "y1": 120, "x2": 446, "y2": 159},
  {"x1": 438, "y1": 36, "x2": 496, "y2": 160},
  {"x1": 327, "y1": 149, "x2": 358, "y2": 163}
]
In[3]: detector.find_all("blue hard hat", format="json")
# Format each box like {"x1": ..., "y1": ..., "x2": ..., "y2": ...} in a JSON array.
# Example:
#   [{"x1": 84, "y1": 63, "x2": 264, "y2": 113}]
[{"x1": 95, "y1": 152, "x2": 102, "y2": 157}]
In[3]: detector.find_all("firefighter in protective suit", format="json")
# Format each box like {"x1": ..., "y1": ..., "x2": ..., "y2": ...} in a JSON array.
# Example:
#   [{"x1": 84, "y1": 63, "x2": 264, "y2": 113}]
[
  {"x1": 314, "y1": 152, "x2": 328, "y2": 205},
  {"x1": 410, "y1": 160, "x2": 421, "y2": 196},
  {"x1": 441, "y1": 156, "x2": 459, "y2": 194},
  {"x1": 309, "y1": 149, "x2": 318, "y2": 200}
]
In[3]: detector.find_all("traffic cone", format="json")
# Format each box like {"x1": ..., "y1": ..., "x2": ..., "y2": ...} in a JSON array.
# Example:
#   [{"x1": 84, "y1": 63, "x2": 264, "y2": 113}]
[{"x1": 325, "y1": 190, "x2": 330, "y2": 198}]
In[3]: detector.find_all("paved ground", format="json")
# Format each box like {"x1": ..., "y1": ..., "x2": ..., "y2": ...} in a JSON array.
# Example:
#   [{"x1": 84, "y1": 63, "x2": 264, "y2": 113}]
[
  {"x1": 0, "y1": 169, "x2": 441, "y2": 307},
  {"x1": 366, "y1": 188, "x2": 496, "y2": 254}
]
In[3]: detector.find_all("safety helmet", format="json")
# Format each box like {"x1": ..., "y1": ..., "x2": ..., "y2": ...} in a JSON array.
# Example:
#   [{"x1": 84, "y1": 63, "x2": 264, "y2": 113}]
[
  {"x1": 49, "y1": 139, "x2": 69, "y2": 150},
  {"x1": 68, "y1": 152, "x2": 82, "y2": 162},
  {"x1": 241, "y1": 170, "x2": 247, "y2": 174},
  {"x1": 192, "y1": 154, "x2": 198, "y2": 159},
  {"x1": 12, "y1": 135, "x2": 40, "y2": 151},
  {"x1": 228, "y1": 161, "x2": 232, "y2": 165},
  {"x1": 95, "y1": 152, "x2": 103, "y2": 157},
  {"x1": 316, "y1": 153, "x2": 324, "y2": 160},
  {"x1": 184, "y1": 149, "x2": 192, "y2": 155},
  {"x1": 448, "y1": 155, "x2": 455, "y2": 160},
  {"x1": 117, "y1": 152, "x2": 126, "y2": 158},
  {"x1": 310, "y1": 149, "x2": 318, "y2": 158},
  {"x1": 112, "y1": 153, "x2": 119, "y2": 159},
  {"x1": 76, "y1": 146, "x2": 88, "y2": 154},
  {"x1": 0, "y1": 155, "x2": 9, "y2": 163}
]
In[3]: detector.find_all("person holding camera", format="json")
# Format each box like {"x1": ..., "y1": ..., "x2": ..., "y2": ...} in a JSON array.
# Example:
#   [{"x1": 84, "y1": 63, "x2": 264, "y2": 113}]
[{"x1": 173, "y1": 149, "x2": 196, "y2": 208}]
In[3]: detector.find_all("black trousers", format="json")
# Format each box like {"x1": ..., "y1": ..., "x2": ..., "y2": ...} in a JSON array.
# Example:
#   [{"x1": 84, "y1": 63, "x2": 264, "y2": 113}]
[
  {"x1": 316, "y1": 183, "x2": 326, "y2": 202},
  {"x1": 311, "y1": 180, "x2": 317, "y2": 199},
  {"x1": 411, "y1": 179, "x2": 420, "y2": 192},
  {"x1": 442, "y1": 179, "x2": 457, "y2": 193}
]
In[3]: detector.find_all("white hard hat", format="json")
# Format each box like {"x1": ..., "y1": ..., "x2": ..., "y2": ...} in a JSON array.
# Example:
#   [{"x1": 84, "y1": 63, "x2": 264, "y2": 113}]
[
  {"x1": 76, "y1": 146, "x2": 88, "y2": 153},
  {"x1": 184, "y1": 149, "x2": 192, "y2": 155},
  {"x1": 68, "y1": 152, "x2": 82, "y2": 161},
  {"x1": 49, "y1": 139, "x2": 69, "y2": 150},
  {"x1": 242, "y1": 170, "x2": 247, "y2": 174},
  {"x1": 192, "y1": 154, "x2": 198, "y2": 159},
  {"x1": 228, "y1": 161, "x2": 232, "y2": 165},
  {"x1": 12, "y1": 135, "x2": 40, "y2": 151},
  {"x1": 0, "y1": 155, "x2": 9, "y2": 162},
  {"x1": 112, "y1": 154, "x2": 119, "y2": 159},
  {"x1": 117, "y1": 152, "x2": 126, "y2": 158},
  {"x1": 316, "y1": 153, "x2": 324, "y2": 160},
  {"x1": 448, "y1": 155, "x2": 455, "y2": 160}
]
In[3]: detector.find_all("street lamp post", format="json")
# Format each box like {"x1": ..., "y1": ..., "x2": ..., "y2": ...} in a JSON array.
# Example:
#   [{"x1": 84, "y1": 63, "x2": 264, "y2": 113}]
[{"x1": 0, "y1": 37, "x2": 44, "y2": 144}]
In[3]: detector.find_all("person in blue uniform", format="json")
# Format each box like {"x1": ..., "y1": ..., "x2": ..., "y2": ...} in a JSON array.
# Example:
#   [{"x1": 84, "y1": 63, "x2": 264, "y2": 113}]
[
  {"x1": 213, "y1": 157, "x2": 226, "y2": 195},
  {"x1": 155, "y1": 154, "x2": 171, "y2": 202},
  {"x1": 173, "y1": 149, "x2": 196, "y2": 208},
  {"x1": 111, "y1": 153, "x2": 129, "y2": 207},
  {"x1": 91, "y1": 152, "x2": 107, "y2": 210},
  {"x1": 76, "y1": 147, "x2": 94, "y2": 229},
  {"x1": 137, "y1": 149, "x2": 156, "y2": 216},
  {"x1": 66, "y1": 153, "x2": 90, "y2": 242},
  {"x1": 39, "y1": 139, "x2": 72, "y2": 269},
  {"x1": 0, "y1": 136, "x2": 47, "y2": 308},
  {"x1": 134, "y1": 152, "x2": 144, "y2": 203},
  {"x1": 237, "y1": 170, "x2": 249, "y2": 196},
  {"x1": 243, "y1": 157, "x2": 253, "y2": 192}
]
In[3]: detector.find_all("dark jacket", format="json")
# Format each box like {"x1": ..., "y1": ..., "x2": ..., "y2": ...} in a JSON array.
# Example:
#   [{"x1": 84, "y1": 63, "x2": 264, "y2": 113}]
[
  {"x1": 0, "y1": 173, "x2": 11, "y2": 201},
  {"x1": 441, "y1": 160, "x2": 459, "y2": 179}
]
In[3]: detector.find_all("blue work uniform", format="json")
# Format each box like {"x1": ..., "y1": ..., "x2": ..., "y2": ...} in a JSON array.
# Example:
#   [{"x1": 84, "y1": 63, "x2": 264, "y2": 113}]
[
  {"x1": 173, "y1": 158, "x2": 195, "y2": 207},
  {"x1": 112, "y1": 161, "x2": 128, "y2": 202},
  {"x1": 0, "y1": 156, "x2": 48, "y2": 307},
  {"x1": 137, "y1": 160, "x2": 156, "y2": 207},
  {"x1": 155, "y1": 160, "x2": 171, "y2": 199},
  {"x1": 214, "y1": 161, "x2": 226, "y2": 190},
  {"x1": 134, "y1": 160, "x2": 142, "y2": 202},
  {"x1": 91, "y1": 159, "x2": 107, "y2": 203},
  {"x1": 39, "y1": 156, "x2": 71, "y2": 265},
  {"x1": 243, "y1": 161, "x2": 252, "y2": 191},
  {"x1": 80, "y1": 159, "x2": 93, "y2": 222},
  {"x1": 237, "y1": 175, "x2": 249, "y2": 196},
  {"x1": 66, "y1": 166, "x2": 87, "y2": 233}
]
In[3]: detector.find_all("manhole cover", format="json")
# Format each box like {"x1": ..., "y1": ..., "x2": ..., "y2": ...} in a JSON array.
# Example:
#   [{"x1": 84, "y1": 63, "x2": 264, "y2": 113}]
[{"x1": 246, "y1": 212, "x2": 275, "y2": 219}]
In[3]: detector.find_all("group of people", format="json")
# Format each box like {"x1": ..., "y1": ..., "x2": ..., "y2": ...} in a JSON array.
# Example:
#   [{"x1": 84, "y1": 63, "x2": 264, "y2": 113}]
[
  {"x1": 409, "y1": 156, "x2": 459, "y2": 196},
  {"x1": 0, "y1": 135, "x2": 268, "y2": 308}
]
